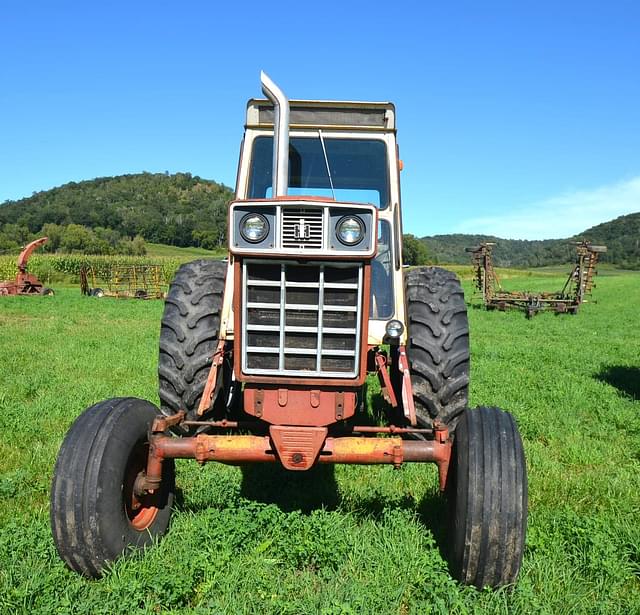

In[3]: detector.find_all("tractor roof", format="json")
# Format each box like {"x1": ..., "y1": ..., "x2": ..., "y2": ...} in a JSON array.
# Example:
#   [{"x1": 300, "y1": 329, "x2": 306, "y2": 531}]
[{"x1": 246, "y1": 99, "x2": 396, "y2": 132}]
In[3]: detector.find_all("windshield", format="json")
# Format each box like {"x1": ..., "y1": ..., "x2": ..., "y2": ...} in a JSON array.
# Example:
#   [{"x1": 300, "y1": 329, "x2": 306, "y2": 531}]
[{"x1": 248, "y1": 136, "x2": 389, "y2": 208}]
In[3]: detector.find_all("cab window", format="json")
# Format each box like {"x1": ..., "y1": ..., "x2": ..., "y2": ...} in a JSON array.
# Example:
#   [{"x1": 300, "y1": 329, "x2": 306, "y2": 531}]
[{"x1": 248, "y1": 136, "x2": 389, "y2": 208}]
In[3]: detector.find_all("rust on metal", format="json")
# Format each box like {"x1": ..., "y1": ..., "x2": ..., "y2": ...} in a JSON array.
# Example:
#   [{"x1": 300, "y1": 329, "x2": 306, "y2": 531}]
[
  {"x1": 310, "y1": 390, "x2": 320, "y2": 408},
  {"x1": 141, "y1": 425, "x2": 452, "y2": 492},
  {"x1": 269, "y1": 425, "x2": 328, "y2": 470},
  {"x1": 80, "y1": 263, "x2": 166, "y2": 299},
  {"x1": 375, "y1": 350, "x2": 398, "y2": 408},
  {"x1": 243, "y1": 385, "x2": 357, "y2": 425},
  {"x1": 335, "y1": 391, "x2": 344, "y2": 420},
  {"x1": 151, "y1": 410, "x2": 186, "y2": 433},
  {"x1": 398, "y1": 346, "x2": 417, "y2": 426},
  {"x1": 467, "y1": 241, "x2": 607, "y2": 317},
  {"x1": 139, "y1": 414, "x2": 454, "y2": 492},
  {"x1": 197, "y1": 340, "x2": 228, "y2": 416},
  {"x1": 0, "y1": 236, "x2": 53, "y2": 296}
]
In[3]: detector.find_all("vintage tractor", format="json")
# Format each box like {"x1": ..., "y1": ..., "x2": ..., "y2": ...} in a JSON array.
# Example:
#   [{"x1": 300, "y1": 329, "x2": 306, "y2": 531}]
[
  {"x1": 51, "y1": 74, "x2": 527, "y2": 588},
  {"x1": 0, "y1": 236, "x2": 54, "y2": 296}
]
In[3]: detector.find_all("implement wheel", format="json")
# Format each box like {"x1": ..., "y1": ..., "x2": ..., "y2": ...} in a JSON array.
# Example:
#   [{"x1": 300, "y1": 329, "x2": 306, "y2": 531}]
[
  {"x1": 404, "y1": 266, "x2": 470, "y2": 431},
  {"x1": 447, "y1": 406, "x2": 527, "y2": 588},
  {"x1": 50, "y1": 398, "x2": 175, "y2": 578}
]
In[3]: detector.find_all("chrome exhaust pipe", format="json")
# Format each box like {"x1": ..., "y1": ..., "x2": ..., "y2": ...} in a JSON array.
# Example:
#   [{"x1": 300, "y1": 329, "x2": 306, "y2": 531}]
[{"x1": 260, "y1": 71, "x2": 289, "y2": 197}]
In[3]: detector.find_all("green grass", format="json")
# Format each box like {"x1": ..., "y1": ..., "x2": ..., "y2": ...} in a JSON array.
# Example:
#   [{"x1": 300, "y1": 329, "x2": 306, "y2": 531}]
[{"x1": 1, "y1": 271, "x2": 639, "y2": 614}]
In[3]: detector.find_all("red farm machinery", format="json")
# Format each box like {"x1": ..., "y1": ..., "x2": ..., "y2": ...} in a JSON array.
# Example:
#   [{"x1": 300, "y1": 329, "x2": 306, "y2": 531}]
[
  {"x1": 0, "y1": 237, "x2": 54, "y2": 296},
  {"x1": 51, "y1": 74, "x2": 527, "y2": 589}
]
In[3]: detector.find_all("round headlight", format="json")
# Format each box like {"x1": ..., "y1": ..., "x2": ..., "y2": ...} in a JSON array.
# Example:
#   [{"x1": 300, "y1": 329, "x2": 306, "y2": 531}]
[
  {"x1": 385, "y1": 319, "x2": 404, "y2": 338},
  {"x1": 240, "y1": 213, "x2": 269, "y2": 243},
  {"x1": 336, "y1": 216, "x2": 364, "y2": 246}
]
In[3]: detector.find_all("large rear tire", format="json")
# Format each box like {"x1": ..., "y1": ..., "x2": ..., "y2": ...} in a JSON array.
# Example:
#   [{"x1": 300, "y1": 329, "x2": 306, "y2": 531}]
[
  {"x1": 50, "y1": 398, "x2": 175, "y2": 578},
  {"x1": 158, "y1": 259, "x2": 232, "y2": 427},
  {"x1": 404, "y1": 266, "x2": 470, "y2": 431},
  {"x1": 447, "y1": 406, "x2": 528, "y2": 588}
]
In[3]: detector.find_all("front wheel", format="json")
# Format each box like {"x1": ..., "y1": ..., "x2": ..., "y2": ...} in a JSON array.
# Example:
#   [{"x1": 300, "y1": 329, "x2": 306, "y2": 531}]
[
  {"x1": 446, "y1": 406, "x2": 528, "y2": 588},
  {"x1": 50, "y1": 397, "x2": 175, "y2": 578}
]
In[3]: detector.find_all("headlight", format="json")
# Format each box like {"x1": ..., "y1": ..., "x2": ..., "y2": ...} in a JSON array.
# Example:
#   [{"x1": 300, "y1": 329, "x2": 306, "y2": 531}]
[
  {"x1": 385, "y1": 319, "x2": 404, "y2": 338},
  {"x1": 336, "y1": 216, "x2": 364, "y2": 246},
  {"x1": 240, "y1": 213, "x2": 269, "y2": 243}
]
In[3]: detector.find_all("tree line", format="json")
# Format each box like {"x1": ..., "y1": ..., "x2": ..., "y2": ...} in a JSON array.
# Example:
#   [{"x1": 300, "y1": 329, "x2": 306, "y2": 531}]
[
  {"x1": 0, "y1": 172, "x2": 233, "y2": 253},
  {"x1": 421, "y1": 212, "x2": 640, "y2": 269},
  {"x1": 1, "y1": 172, "x2": 637, "y2": 268}
]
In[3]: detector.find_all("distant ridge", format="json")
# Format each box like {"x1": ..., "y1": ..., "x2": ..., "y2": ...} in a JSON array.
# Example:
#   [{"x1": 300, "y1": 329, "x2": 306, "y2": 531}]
[
  {"x1": 0, "y1": 172, "x2": 234, "y2": 250},
  {"x1": 0, "y1": 174, "x2": 638, "y2": 268},
  {"x1": 421, "y1": 212, "x2": 640, "y2": 269}
]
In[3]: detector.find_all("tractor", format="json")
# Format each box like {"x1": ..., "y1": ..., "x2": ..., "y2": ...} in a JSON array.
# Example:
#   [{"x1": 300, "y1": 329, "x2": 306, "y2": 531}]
[
  {"x1": 0, "y1": 236, "x2": 54, "y2": 296},
  {"x1": 51, "y1": 73, "x2": 527, "y2": 588}
]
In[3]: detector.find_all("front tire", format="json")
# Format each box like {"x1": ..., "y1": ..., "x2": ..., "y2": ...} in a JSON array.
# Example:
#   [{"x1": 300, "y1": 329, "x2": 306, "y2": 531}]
[
  {"x1": 447, "y1": 406, "x2": 527, "y2": 588},
  {"x1": 404, "y1": 267, "x2": 470, "y2": 431},
  {"x1": 50, "y1": 397, "x2": 175, "y2": 578}
]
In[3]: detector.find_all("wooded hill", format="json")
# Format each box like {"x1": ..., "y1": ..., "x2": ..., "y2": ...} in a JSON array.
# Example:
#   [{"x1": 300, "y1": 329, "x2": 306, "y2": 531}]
[
  {"x1": 0, "y1": 173, "x2": 233, "y2": 251},
  {"x1": 1, "y1": 173, "x2": 637, "y2": 268},
  {"x1": 422, "y1": 212, "x2": 640, "y2": 269}
]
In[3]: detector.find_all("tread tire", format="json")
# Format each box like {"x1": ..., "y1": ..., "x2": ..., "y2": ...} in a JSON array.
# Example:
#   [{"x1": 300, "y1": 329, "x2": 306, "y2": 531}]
[
  {"x1": 404, "y1": 266, "x2": 470, "y2": 431},
  {"x1": 447, "y1": 406, "x2": 528, "y2": 588},
  {"x1": 50, "y1": 397, "x2": 175, "y2": 578},
  {"x1": 158, "y1": 259, "x2": 227, "y2": 424}
]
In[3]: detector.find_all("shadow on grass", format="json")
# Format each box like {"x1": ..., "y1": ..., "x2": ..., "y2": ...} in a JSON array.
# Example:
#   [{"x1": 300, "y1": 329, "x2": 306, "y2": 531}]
[
  {"x1": 239, "y1": 466, "x2": 453, "y2": 570},
  {"x1": 239, "y1": 464, "x2": 340, "y2": 513},
  {"x1": 595, "y1": 365, "x2": 640, "y2": 401},
  {"x1": 340, "y1": 487, "x2": 452, "y2": 572}
]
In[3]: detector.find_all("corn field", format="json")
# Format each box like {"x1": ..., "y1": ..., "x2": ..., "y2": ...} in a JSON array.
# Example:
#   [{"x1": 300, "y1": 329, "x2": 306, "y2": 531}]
[{"x1": 0, "y1": 254, "x2": 189, "y2": 285}]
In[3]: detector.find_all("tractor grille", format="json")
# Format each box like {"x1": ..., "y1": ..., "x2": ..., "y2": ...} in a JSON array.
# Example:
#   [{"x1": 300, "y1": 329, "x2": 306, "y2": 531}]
[
  {"x1": 242, "y1": 260, "x2": 362, "y2": 377},
  {"x1": 281, "y1": 208, "x2": 324, "y2": 249}
]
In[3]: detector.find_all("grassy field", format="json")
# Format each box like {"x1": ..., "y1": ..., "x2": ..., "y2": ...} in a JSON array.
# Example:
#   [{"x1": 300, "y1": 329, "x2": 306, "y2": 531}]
[
  {"x1": 144, "y1": 243, "x2": 226, "y2": 259},
  {"x1": 0, "y1": 268, "x2": 638, "y2": 614}
]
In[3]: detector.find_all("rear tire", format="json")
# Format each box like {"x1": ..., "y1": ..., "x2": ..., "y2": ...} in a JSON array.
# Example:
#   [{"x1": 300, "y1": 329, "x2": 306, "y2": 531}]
[
  {"x1": 50, "y1": 397, "x2": 175, "y2": 578},
  {"x1": 447, "y1": 406, "x2": 527, "y2": 588},
  {"x1": 42, "y1": 287, "x2": 55, "y2": 296},
  {"x1": 158, "y1": 259, "x2": 231, "y2": 427},
  {"x1": 404, "y1": 267, "x2": 470, "y2": 431}
]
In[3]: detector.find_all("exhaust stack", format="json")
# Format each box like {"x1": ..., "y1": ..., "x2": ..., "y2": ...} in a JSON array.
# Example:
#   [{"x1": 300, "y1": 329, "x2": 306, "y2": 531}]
[{"x1": 261, "y1": 71, "x2": 289, "y2": 197}]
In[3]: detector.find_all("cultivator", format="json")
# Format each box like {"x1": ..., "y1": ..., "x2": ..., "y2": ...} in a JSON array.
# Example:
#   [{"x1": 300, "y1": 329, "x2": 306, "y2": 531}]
[
  {"x1": 80, "y1": 264, "x2": 166, "y2": 299},
  {"x1": 467, "y1": 241, "x2": 607, "y2": 317}
]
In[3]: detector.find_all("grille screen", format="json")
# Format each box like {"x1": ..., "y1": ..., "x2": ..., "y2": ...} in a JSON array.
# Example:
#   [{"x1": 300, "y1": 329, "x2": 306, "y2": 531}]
[
  {"x1": 281, "y1": 208, "x2": 324, "y2": 249},
  {"x1": 242, "y1": 260, "x2": 362, "y2": 377}
]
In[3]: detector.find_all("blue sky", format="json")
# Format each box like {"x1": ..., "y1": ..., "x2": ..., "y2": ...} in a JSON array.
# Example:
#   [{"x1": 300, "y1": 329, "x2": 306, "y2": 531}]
[{"x1": 1, "y1": 1, "x2": 639, "y2": 239}]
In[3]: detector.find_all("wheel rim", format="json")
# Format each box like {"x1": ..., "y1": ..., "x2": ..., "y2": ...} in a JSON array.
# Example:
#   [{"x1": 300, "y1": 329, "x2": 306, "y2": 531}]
[{"x1": 123, "y1": 442, "x2": 160, "y2": 531}]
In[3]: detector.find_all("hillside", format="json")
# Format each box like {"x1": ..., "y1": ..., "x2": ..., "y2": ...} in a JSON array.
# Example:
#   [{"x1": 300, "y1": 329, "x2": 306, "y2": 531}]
[
  {"x1": 422, "y1": 212, "x2": 640, "y2": 269},
  {"x1": 0, "y1": 172, "x2": 234, "y2": 250},
  {"x1": 1, "y1": 174, "x2": 637, "y2": 268}
]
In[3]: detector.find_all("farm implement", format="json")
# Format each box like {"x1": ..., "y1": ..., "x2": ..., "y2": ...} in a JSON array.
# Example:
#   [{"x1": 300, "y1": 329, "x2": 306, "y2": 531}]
[
  {"x1": 467, "y1": 241, "x2": 607, "y2": 317},
  {"x1": 80, "y1": 263, "x2": 166, "y2": 299},
  {"x1": 51, "y1": 73, "x2": 528, "y2": 589},
  {"x1": 0, "y1": 236, "x2": 54, "y2": 296}
]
